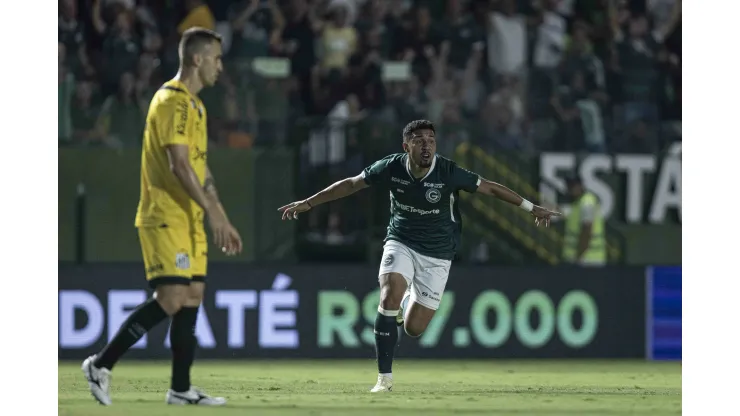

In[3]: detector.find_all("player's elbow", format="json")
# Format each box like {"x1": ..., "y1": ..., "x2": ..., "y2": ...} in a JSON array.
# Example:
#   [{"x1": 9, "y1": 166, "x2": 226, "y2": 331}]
[
  {"x1": 347, "y1": 175, "x2": 368, "y2": 191},
  {"x1": 478, "y1": 181, "x2": 498, "y2": 196},
  {"x1": 169, "y1": 159, "x2": 191, "y2": 178}
]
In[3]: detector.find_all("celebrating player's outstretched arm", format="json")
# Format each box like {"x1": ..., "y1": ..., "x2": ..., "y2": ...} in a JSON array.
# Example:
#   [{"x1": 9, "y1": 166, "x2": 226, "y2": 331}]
[
  {"x1": 166, "y1": 146, "x2": 242, "y2": 255},
  {"x1": 277, "y1": 174, "x2": 369, "y2": 220},
  {"x1": 475, "y1": 179, "x2": 562, "y2": 227}
]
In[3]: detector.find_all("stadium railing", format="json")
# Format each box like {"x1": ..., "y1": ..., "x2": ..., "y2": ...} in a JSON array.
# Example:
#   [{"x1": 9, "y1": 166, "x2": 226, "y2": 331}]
[{"x1": 454, "y1": 141, "x2": 626, "y2": 265}]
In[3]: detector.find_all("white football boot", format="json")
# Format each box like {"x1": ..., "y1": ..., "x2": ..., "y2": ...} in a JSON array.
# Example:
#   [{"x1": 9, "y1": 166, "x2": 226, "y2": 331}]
[
  {"x1": 370, "y1": 374, "x2": 393, "y2": 393},
  {"x1": 81, "y1": 355, "x2": 112, "y2": 406},
  {"x1": 166, "y1": 387, "x2": 227, "y2": 406}
]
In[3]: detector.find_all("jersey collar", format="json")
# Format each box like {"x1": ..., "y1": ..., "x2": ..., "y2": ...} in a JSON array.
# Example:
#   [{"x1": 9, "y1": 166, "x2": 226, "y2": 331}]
[
  {"x1": 166, "y1": 79, "x2": 198, "y2": 100},
  {"x1": 405, "y1": 154, "x2": 437, "y2": 182}
]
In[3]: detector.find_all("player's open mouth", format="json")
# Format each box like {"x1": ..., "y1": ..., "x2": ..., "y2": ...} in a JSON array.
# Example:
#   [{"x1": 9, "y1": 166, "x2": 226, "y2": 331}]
[{"x1": 421, "y1": 152, "x2": 431, "y2": 158}]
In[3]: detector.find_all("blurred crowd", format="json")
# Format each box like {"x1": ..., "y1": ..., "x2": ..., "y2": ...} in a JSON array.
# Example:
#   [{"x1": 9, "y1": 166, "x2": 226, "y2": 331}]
[{"x1": 59, "y1": 0, "x2": 681, "y2": 154}]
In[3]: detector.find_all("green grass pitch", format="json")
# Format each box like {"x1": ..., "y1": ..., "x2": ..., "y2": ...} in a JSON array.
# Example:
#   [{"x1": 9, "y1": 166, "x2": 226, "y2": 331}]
[{"x1": 59, "y1": 359, "x2": 681, "y2": 415}]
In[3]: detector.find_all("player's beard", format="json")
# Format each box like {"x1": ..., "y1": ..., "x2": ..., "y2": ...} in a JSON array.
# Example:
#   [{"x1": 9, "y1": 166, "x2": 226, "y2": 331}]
[{"x1": 418, "y1": 150, "x2": 433, "y2": 168}]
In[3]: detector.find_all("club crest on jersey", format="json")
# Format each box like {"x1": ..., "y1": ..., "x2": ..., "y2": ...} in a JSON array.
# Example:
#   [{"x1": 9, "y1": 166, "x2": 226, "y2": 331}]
[
  {"x1": 383, "y1": 254, "x2": 394, "y2": 266},
  {"x1": 175, "y1": 252, "x2": 190, "y2": 270},
  {"x1": 425, "y1": 188, "x2": 442, "y2": 203}
]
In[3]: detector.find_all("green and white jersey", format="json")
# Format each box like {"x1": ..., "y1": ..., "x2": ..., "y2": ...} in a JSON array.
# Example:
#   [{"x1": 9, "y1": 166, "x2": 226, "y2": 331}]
[{"x1": 362, "y1": 153, "x2": 481, "y2": 260}]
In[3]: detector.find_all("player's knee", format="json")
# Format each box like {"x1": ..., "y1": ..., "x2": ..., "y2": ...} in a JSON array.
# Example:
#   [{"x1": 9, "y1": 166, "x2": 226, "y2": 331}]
[
  {"x1": 403, "y1": 322, "x2": 424, "y2": 338},
  {"x1": 379, "y1": 287, "x2": 403, "y2": 310},
  {"x1": 378, "y1": 273, "x2": 405, "y2": 310},
  {"x1": 184, "y1": 281, "x2": 205, "y2": 307},
  {"x1": 155, "y1": 297, "x2": 185, "y2": 316},
  {"x1": 154, "y1": 285, "x2": 189, "y2": 315}
]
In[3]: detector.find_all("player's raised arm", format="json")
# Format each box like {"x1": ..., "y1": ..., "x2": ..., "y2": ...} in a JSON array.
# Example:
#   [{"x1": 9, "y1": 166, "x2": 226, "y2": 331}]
[
  {"x1": 277, "y1": 174, "x2": 369, "y2": 220},
  {"x1": 476, "y1": 178, "x2": 562, "y2": 227},
  {"x1": 278, "y1": 156, "x2": 393, "y2": 220},
  {"x1": 449, "y1": 162, "x2": 561, "y2": 227}
]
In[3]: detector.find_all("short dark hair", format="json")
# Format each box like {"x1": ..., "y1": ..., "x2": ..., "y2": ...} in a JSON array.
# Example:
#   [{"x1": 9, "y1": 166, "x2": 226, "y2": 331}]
[
  {"x1": 402, "y1": 119, "x2": 435, "y2": 141},
  {"x1": 178, "y1": 27, "x2": 223, "y2": 65}
]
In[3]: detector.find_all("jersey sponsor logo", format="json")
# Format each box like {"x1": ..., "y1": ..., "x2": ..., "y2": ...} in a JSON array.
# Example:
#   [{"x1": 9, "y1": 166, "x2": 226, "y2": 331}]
[
  {"x1": 193, "y1": 145, "x2": 207, "y2": 161},
  {"x1": 383, "y1": 254, "x2": 394, "y2": 266},
  {"x1": 425, "y1": 188, "x2": 442, "y2": 204},
  {"x1": 391, "y1": 177, "x2": 411, "y2": 186},
  {"x1": 176, "y1": 99, "x2": 188, "y2": 135},
  {"x1": 424, "y1": 182, "x2": 444, "y2": 189},
  {"x1": 395, "y1": 201, "x2": 440, "y2": 215},
  {"x1": 175, "y1": 252, "x2": 190, "y2": 270},
  {"x1": 421, "y1": 291, "x2": 441, "y2": 302},
  {"x1": 146, "y1": 263, "x2": 164, "y2": 274}
]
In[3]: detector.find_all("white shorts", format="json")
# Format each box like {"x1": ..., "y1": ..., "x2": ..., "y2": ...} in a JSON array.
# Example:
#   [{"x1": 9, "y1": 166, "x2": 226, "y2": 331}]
[{"x1": 378, "y1": 240, "x2": 452, "y2": 310}]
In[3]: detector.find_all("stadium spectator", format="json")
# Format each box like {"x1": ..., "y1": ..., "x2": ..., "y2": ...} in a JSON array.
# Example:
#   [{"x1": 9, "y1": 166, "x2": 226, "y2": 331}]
[
  {"x1": 59, "y1": 0, "x2": 95, "y2": 77},
  {"x1": 483, "y1": 74, "x2": 526, "y2": 151},
  {"x1": 558, "y1": 20, "x2": 608, "y2": 151},
  {"x1": 486, "y1": 0, "x2": 528, "y2": 81},
  {"x1": 532, "y1": 0, "x2": 568, "y2": 72},
  {"x1": 70, "y1": 79, "x2": 105, "y2": 147},
  {"x1": 396, "y1": 5, "x2": 444, "y2": 83},
  {"x1": 96, "y1": 71, "x2": 146, "y2": 149},
  {"x1": 573, "y1": 0, "x2": 613, "y2": 60},
  {"x1": 58, "y1": 0, "x2": 680, "y2": 156},
  {"x1": 355, "y1": 0, "x2": 399, "y2": 60},
  {"x1": 317, "y1": 4, "x2": 358, "y2": 76},
  {"x1": 228, "y1": 0, "x2": 284, "y2": 64},
  {"x1": 135, "y1": 0, "x2": 164, "y2": 55},
  {"x1": 134, "y1": 53, "x2": 159, "y2": 107},
  {"x1": 611, "y1": 0, "x2": 681, "y2": 127},
  {"x1": 441, "y1": 0, "x2": 485, "y2": 73},
  {"x1": 280, "y1": 0, "x2": 320, "y2": 114},
  {"x1": 99, "y1": 9, "x2": 141, "y2": 95}
]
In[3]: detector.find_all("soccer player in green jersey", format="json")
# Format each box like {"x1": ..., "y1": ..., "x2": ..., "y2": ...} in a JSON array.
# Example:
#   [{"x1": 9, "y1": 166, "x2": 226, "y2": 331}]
[{"x1": 278, "y1": 120, "x2": 560, "y2": 393}]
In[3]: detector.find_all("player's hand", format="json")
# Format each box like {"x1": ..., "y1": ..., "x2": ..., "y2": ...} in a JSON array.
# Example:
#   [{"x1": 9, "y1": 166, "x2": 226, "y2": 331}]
[
  {"x1": 208, "y1": 209, "x2": 242, "y2": 255},
  {"x1": 531, "y1": 205, "x2": 562, "y2": 227},
  {"x1": 221, "y1": 224, "x2": 243, "y2": 256},
  {"x1": 278, "y1": 200, "x2": 312, "y2": 220}
]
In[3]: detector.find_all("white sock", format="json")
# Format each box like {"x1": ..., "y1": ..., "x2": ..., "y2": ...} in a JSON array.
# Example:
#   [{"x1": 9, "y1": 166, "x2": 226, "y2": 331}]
[{"x1": 380, "y1": 373, "x2": 392, "y2": 379}]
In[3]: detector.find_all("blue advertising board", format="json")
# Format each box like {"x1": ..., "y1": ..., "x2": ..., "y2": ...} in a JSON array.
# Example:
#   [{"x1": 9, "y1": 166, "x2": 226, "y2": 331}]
[{"x1": 646, "y1": 266, "x2": 682, "y2": 360}]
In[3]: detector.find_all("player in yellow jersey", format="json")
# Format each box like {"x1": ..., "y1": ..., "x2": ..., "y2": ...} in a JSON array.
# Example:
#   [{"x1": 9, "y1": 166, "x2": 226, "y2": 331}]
[{"x1": 82, "y1": 27, "x2": 242, "y2": 407}]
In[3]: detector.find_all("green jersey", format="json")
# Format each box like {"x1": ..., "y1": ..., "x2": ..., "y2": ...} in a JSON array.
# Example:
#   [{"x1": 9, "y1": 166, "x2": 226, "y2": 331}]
[{"x1": 362, "y1": 153, "x2": 481, "y2": 260}]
